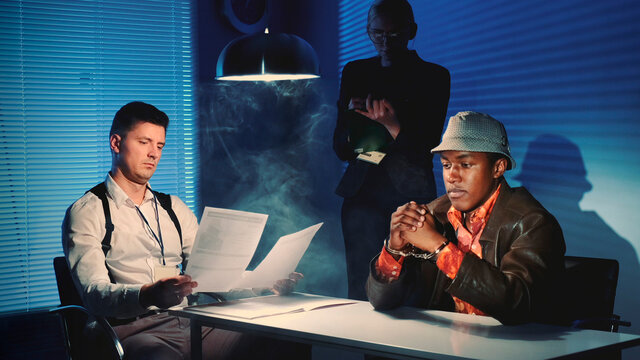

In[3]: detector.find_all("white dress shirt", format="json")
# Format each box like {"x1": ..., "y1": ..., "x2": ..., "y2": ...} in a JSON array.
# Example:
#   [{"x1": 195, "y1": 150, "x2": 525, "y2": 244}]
[{"x1": 62, "y1": 174, "x2": 198, "y2": 318}]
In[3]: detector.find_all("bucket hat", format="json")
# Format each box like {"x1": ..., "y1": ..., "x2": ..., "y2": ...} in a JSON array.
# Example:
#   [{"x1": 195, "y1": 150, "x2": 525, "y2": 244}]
[{"x1": 431, "y1": 111, "x2": 516, "y2": 169}]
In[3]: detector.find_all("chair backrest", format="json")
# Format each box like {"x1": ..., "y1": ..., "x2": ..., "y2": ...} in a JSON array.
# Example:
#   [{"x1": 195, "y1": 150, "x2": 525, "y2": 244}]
[
  {"x1": 54, "y1": 256, "x2": 84, "y2": 307},
  {"x1": 562, "y1": 255, "x2": 619, "y2": 330},
  {"x1": 53, "y1": 256, "x2": 124, "y2": 360},
  {"x1": 54, "y1": 256, "x2": 89, "y2": 359}
]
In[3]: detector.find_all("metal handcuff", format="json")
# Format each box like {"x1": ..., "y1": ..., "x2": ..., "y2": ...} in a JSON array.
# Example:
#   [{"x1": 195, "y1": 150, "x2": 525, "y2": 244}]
[{"x1": 384, "y1": 237, "x2": 449, "y2": 262}]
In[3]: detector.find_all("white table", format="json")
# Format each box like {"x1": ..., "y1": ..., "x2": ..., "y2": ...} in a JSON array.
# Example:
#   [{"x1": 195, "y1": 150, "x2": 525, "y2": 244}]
[{"x1": 170, "y1": 294, "x2": 640, "y2": 360}]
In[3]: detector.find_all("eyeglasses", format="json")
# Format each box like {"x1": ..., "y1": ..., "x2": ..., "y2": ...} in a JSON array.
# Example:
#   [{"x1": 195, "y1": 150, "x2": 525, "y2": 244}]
[{"x1": 368, "y1": 29, "x2": 409, "y2": 44}]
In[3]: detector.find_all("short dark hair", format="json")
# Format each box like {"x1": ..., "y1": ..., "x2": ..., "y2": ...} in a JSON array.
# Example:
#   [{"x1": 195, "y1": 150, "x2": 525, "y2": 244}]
[
  {"x1": 110, "y1": 101, "x2": 169, "y2": 137},
  {"x1": 367, "y1": 0, "x2": 417, "y2": 35}
]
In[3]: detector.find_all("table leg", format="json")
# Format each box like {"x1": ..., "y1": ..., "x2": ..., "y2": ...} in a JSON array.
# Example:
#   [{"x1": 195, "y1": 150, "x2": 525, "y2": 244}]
[{"x1": 190, "y1": 319, "x2": 202, "y2": 360}]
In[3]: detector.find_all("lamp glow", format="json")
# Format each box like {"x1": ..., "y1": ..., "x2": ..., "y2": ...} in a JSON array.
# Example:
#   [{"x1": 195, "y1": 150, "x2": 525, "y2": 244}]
[
  {"x1": 216, "y1": 31, "x2": 320, "y2": 81},
  {"x1": 216, "y1": 74, "x2": 319, "y2": 81}
]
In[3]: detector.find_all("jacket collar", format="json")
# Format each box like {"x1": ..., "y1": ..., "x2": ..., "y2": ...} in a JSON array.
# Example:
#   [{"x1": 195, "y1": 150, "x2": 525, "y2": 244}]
[
  {"x1": 430, "y1": 177, "x2": 512, "y2": 244},
  {"x1": 429, "y1": 178, "x2": 512, "y2": 264},
  {"x1": 375, "y1": 50, "x2": 419, "y2": 69},
  {"x1": 479, "y1": 177, "x2": 512, "y2": 245}
]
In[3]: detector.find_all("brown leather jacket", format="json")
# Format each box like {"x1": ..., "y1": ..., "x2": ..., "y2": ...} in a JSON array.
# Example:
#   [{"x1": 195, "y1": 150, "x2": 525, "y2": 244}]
[{"x1": 367, "y1": 179, "x2": 566, "y2": 325}]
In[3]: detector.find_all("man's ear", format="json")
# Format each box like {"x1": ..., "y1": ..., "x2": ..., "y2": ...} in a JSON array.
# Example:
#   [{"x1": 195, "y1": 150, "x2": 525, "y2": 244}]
[
  {"x1": 408, "y1": 22, "x2": 417, "y2": 40},
  {"x1": 110, "y1": 134, "x2": 121, "y2": 154},
  {"x1": 493, "y1": 157, "x2": 507, "y2": 178}
]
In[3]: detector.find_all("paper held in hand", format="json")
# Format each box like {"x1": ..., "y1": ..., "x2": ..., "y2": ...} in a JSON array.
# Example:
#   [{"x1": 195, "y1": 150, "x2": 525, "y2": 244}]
[{"x1": 185, "y1": 207, "x2": 322, "y2": 292}]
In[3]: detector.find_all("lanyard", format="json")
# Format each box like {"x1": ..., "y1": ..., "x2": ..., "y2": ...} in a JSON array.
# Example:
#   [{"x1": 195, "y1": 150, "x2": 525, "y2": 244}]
[{"x1": 135, "y1": 189, "x2": 165, "y2": 265}]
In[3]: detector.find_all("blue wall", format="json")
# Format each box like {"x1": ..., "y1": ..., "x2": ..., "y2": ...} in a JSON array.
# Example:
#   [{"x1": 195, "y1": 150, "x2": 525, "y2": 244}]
[
  {"x1": 424, "y1": 1, "x2": 640, "y2": 341},
  {"x1": 338, "y1": 0, "x2": 640, "y2": 351}
]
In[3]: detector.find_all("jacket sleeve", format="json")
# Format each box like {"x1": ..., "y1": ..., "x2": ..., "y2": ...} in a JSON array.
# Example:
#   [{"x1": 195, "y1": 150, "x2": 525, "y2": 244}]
[
  {"x1": 384, "y1": 65, "x2": 450, "y2": 158},
  {"x1": 367, "y1": 255, "x2": 443, "y2": 311},
  {"x1": 333, "y1": 62, "x2": 357, "y2": 161},
  {"x1": 446, "y1": 210, "x2": 565, "y2": 324},
  {"x1": 367, "y1": 255, "x2": 407, "y2": 310}
]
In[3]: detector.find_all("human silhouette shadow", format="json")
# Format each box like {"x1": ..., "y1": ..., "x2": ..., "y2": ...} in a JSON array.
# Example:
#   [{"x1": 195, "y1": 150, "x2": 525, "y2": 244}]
[{"x1": 515, "y1": 134, "x2": 639, "y2": 332}]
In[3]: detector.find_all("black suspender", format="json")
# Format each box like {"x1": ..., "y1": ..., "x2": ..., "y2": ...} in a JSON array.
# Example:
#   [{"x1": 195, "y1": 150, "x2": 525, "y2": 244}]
[
  {"x1": 154, "y1": 191, "x2": 182, "y2": 247},
  {"x1": 87, "y1": 182, "x2": 184, "y2": 259},
  {"x1": 88, "y1": 183, "x2": 115, "y2": 256}
]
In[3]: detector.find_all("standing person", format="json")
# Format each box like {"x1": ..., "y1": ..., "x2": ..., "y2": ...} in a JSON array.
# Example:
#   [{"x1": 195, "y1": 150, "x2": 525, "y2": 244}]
[
  {"x1": 62, "y1": 101, "x2": 308, "y2": 359},
  {"x1": 367, "y1": 111, "x2": 566, "y2": 325},
  {"x1": 333, "y1": 0, "x2": 450, "y2": 300}
]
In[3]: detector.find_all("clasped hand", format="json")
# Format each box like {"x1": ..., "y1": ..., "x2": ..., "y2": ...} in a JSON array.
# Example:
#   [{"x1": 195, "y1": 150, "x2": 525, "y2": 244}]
[
  {"x1": 389, "y1": 201, "x2": 447, "y2": 255},
  {"x1": 349, "y1": 94, "x2": 400, "y2": 139}
]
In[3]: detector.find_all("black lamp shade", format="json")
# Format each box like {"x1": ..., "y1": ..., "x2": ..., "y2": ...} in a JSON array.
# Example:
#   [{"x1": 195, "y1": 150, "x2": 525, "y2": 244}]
[{"x1": 216, "y1": 32, "x2": 320, "y2": 81}]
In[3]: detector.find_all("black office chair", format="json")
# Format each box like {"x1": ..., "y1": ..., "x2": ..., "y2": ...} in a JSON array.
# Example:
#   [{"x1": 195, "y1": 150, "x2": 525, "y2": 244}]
[
  {"x1": 562, "y1": 255, "x2": 631, "y2": 332},
  {"x1": 50, "y1": 256, "x2": 124, "y2": 360}
]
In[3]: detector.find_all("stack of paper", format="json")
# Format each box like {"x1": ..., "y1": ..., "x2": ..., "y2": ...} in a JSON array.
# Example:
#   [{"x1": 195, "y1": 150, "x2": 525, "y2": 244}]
[
  {"x1": 186, "y1": 293, "x2": 356, "y2": 319},
  {"x1": 186, "y1": 207, "x2": 322, "y2": 292}
]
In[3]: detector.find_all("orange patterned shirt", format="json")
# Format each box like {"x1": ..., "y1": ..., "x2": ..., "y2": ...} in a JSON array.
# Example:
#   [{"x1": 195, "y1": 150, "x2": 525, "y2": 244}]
[
  {"x1": 436, "y1": 184, "x2": 501, "y2": 315},
  {"x1": 376, "y1": 185, "x2": 502, "y2": 315}
]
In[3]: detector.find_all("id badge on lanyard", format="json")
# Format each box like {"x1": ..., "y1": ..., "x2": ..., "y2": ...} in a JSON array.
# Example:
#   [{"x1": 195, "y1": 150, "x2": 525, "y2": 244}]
[
  {"x1": 357, "y1": 150, "x2": 386, "y2": 165},
  {"x1": 154, "y1": 264, "x2": 180, "y2": 281},
  {"x1": 136, "y1": 189, "x2": 168, "y2": 266}
]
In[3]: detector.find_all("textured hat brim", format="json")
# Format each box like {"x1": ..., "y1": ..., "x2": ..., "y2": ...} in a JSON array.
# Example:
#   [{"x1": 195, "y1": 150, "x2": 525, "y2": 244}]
[{"x1": 431, "y1": 137, "x2": 516, "y2": 170}]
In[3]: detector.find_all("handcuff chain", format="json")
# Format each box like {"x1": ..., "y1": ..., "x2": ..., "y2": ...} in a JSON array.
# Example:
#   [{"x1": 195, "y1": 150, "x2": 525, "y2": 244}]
[{"x1": 384, "y1": 237, "x2": 449, "y2": 261}]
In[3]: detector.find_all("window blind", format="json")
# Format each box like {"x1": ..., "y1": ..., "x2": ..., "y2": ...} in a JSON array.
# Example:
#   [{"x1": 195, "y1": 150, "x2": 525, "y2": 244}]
[
  {"x1": 337, "y1": 0, "x2": 375, "y2": 75},
  {"x1": 0, "y1": 0, "x2": 197, "y2": 313}
]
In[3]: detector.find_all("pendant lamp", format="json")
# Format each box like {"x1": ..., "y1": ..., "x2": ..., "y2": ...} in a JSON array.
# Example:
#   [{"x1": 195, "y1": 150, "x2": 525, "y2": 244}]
[{"x1": 216, "y1": 29, "x2": 320, "y2": 81}]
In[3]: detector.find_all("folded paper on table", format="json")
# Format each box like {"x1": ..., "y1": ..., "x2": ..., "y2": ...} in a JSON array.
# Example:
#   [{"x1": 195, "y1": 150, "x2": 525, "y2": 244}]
[
  {"x1": 185, "y1": 206, "x2": 322, "y2": 292},
  {"x1": 186, "y1": 293, "x2": 356, "y2": 319}
]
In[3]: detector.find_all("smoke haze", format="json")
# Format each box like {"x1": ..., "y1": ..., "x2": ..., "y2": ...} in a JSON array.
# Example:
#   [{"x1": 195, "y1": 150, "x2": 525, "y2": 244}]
[{"x1": 198, "y1": 79, "x2": 346, "y2": 296}]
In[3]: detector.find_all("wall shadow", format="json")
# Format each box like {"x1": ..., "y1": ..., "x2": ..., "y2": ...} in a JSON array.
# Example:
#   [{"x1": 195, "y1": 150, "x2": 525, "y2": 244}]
[{"x1": 515, "y1": 134, "x2": 640, "y2": 332}]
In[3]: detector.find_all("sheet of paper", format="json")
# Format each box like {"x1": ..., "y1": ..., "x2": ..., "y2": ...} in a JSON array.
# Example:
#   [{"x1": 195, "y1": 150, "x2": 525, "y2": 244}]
[
  {"x1": 186, "y1": 292, "x2": 356, "y2": 319},
  {"x1": 233, "y1": 223, "x2": 323, "y2": 289},
  {"x1": 186, "y1": 207, "x2": 268, "y2": 292}
]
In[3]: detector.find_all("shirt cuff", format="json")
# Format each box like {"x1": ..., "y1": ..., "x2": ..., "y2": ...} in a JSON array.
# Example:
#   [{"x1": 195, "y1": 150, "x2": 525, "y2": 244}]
[
  {"x1": 375, "y1": 246, "x2": 405, "y2": 281},
  {"x1": 130, "y1": 284, "x2": 150, "y2": 313},
  {"x1": 436, "y1": 243, "x2": 465, "y2": 279}
]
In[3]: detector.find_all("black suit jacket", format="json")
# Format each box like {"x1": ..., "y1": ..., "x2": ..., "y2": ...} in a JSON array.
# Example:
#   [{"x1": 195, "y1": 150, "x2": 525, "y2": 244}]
[{"x1": 333, "y1": 51, "x2": 450, "y2": 198}]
